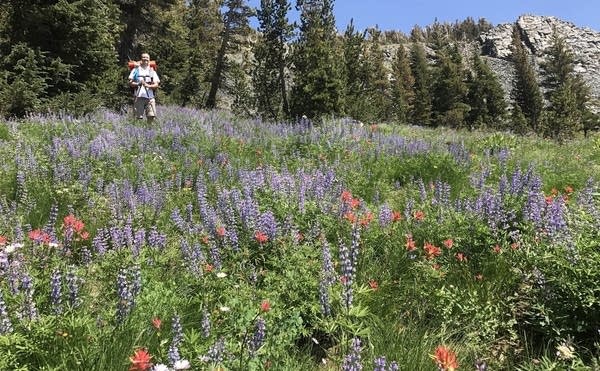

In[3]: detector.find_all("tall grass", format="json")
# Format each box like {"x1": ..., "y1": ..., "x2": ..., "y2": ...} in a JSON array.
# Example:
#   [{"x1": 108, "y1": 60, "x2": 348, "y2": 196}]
[{"x1": 0, "y1": 107, "x2": 598, "y2": 370}]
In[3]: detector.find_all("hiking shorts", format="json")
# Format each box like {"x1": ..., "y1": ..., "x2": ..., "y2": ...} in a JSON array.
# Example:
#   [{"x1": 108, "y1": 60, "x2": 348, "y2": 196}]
[{"x1": 133, "y1": 97, "x2": 156, "y2": 119}]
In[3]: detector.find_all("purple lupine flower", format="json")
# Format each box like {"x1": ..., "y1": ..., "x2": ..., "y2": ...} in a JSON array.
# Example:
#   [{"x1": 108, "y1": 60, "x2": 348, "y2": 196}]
[
  {"x1": 378, "y1": 203, "x2": 393, "y2": 227},
  {"x1": 321, "y1": 239, "x2": 336, "y2": 286},
  {"x1": 374, "y1": 356, "x2": 387, "y2": 371},
  {"x1": 0, "y1": 290, "x2": 13, "y2": 334},
  {"x1": 201, "y1": 309, "x2": 211, "y2": 338},
  {"x1": 148, "y1": 227, "x2": 166, "y2": 250},
  {"x1": 133, "y1": 229, "x2": 145, "y2": 257},
  {"x1": 186, "y1": 204, "x2": 194, "y2": 224},
  {"x1": 93, "y1": 228, "x2": 109, "y2": 255},
  {"x1": 116, "y1": 269, "x2": 131, "y2": 324},
  {"x1": 169, "y1": 314, "x2": 183, "y2": 365},
  {"x1": 403, "y1": 198, "x2": 414, "y2": 221},
  {"x1": 227, "y1": 229, "x2": 239, "y2": 252},
  {"x1": 545, "y1": 196, "x2": 568, "y2": 237},
  {"x1": 168, "y1": 343, "x2": 181, "y2": 366},
  {"x1": 509, "y1": 167, "x2": 524, "y2": 196},
  {"x1": 171, "y1": 209, "x2": 189, "y2": 234},
  {"x1": 50, "y1": 269, "x2": 62, "y2": 314},
  {"x1": 339, "y1": 240, "x2": 354, "y2": 309},
  {"x1": 0, "y1": 251, "x2": 8, "y2": 273},
  {"x1": 130, "y1": 265, "x2": 142, "y2": 301},
  {"x1": 217, "y1": 189, "x2": 237, "y2": 228},
  {"x1": 239, "y1": 195, "x2": 259, "y2": 230},
  {"x1": 498, "y1": 174, "x2": 508, "y2": 199},
  {"x1": 8, "y1": 262, "x2": 21, "y2": 295},
  {"x1": 258, "y1": 211, "x2": 278, "y2": 241},
  {"x1": 66, "y1": 268, "x2": 81, "y2": 309},
  {"x1": 341, "y1": 337, "x2": 363, "y2": 371},
  {"x1": 470, "y1": 167, "x2": 490, "y2": 190},
  {"x1": 110, "y1": 226, "x2": 124, "y2": 250},
  {"x1": 417, "y1": 178, "x2": 427, "y2": 202},
  {"x1": 389, "y1": 361, "x2": 399, "y2": 371},
  {"x1": 577, "y1": 178, "x2": 600, "y2": 227},
  {"x1": 123, "y1": 219, "x2": 134, "y2": 250},
  {"x1": 319, "y1": 279, "x2": 331, "y2": 317},
  {"x1": 44, "y1": 204, "x2": 59, "y2": 240},
  {"x1": 20, "y1": 273, "x2": 38, "y2": 321},
  {"x1": 201, "y1": 337, "x2": 225, "y2": 364},
  {"x1": 191, "y1": 243, "x2": 206, "y2": 275},
  {"x1": 208, "y1": 241, "x2": 222, "y2": 271},
  {"x1": 249, "y1": 317, "x2": 266, "y2": 356},
  {"x1": 298, "y1": 174, "x2": 308, "y2": 213},
  {"x1": 197, "y1": 178, "x2": 218, "y2": 233}
]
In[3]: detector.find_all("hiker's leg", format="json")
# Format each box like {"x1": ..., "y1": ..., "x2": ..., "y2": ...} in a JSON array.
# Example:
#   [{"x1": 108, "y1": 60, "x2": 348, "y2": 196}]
[
  {"x1": 133, "y1": 98, "x2": 146, "y2": 119},
  {"x1": 146, "y1": 98, "x2": 157, "y2": 124}
]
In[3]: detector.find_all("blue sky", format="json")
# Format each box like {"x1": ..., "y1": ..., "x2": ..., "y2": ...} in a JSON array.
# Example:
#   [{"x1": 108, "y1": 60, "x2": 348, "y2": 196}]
[{"x1": 247, "y1": 0, "x2": 599, "y2": 33}]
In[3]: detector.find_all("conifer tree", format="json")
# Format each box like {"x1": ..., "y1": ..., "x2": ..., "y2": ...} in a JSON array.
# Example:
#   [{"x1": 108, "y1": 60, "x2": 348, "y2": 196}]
[
  {"x1": 0, "y1": 0, "x2": 121, "y2": 115},
  {"x1": 510, "y1": 25, "x2": 543, "y2": 132},
  {"x1": 409, "y1": 42, "x2": 432, "y2": 125},
  {"x1": 431, "y1": 45, "x2": 469, "y2": 128},
  {"x1": 181, "y1": 0, "x2": 222, "y2": 107},
  {"x1": 252, "y1": 0, "x2": 293, "y2": 121},
  {"x1": 540, "y1": 29, "x2": 591, "y2": 140},
  {"x1": 206, "y1": 0, "x2": 253, "y2": 109},
  {"x1": 363, "y1": 27, "x2": 392, "y2": 122},
  {"x1": 143, "y1": 0, "x2": 190, "y2": 105},
  {"x1": 114, "y1": 0, "x2": 179, "y2": 64},
  {"x1": 390, "y1": 43, "x2": 415, "y2": 124},
  {"x1": 290, "y1": 0, "x2": 343, "y2": 120},
  {"x1": 466, "y1": 52, "x2": 507, "y2": 129},
  {"x1": 341, "y1": 19, "x2": 369, "y2": 121},
  {"x1": 409, "y1": 25, "x2": 424, "y2": 42}
]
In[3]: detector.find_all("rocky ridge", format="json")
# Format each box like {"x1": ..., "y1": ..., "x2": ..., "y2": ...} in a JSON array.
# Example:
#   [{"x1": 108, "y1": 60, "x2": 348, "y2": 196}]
[{"x1": 479, "y1": 15, "x2": 600, "y2": 107}]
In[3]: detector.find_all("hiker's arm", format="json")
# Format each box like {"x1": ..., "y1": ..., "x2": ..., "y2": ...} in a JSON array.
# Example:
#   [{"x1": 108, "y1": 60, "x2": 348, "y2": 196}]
[
  {"x1": 129, "y1": 79, "x2": 140, "y2": 88},
  {"x1": 143, "y1": 79, "x2": 159, "y2": 90}
]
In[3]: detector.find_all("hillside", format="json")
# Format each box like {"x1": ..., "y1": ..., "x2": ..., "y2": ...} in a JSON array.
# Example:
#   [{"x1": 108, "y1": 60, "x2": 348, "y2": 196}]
[{"x1": 379, "y1": 15, "x2": 600, "y2": 112}]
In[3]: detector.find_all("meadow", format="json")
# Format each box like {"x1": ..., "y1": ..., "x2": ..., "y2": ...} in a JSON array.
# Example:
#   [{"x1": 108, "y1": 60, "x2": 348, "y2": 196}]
[{"x1": 0, "y1": 107, "x2": 599, "y2": 370}]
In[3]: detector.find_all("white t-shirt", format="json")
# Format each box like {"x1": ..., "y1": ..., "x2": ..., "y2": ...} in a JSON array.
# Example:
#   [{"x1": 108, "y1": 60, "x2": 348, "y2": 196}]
[{"x1": 128, "y1": 65, "x2": 160, "y2": 99}]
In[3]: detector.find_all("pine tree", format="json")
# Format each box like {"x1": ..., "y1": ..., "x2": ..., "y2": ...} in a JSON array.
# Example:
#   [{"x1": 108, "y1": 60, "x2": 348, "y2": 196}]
[
  {"x1": 252, "y1": 0, "x2": 293, "y2": 121},
  {"x1": 206, "y1": 0, "x2": 253, "y2": 109},
  {"x1": 180, "y1": 0, "x2": 222, "y2": 107},
  {"x1": 540, "y1": 28, "x2": 591, "y2": 140},
  {"x1": 431, "y1": 45, "x2": 469, "y2": 128},
  {"x1": 510, "y1": 25, "x2": 543, "y2": 132},
  {"x1": 363, "y1": 27, "x2": 392, "y2": 122},
  {"x1": 409, "y1": 42, "x2": 432, "y2": 125},
  {"x1": 0, "y1": 0, "x2": 121, "y2": 115},
  {"x1": 466, "y1": 52, "x2": 507, "y2": 129},
  {"x1": 341, "y1": 19, "x2": 368, "y2": 121},
  {"x1": 290, "y1": 0, "x2": 343, "y2": 120},
  {"x1": 390, "y1": 42, "x2": 415, "y2": 124},
  {"x1": 114, "y1": 0, "x2": 179, "y2": 64},
  {"x1": 143, "y1": 0, "x2": 190, "y2": 105}
]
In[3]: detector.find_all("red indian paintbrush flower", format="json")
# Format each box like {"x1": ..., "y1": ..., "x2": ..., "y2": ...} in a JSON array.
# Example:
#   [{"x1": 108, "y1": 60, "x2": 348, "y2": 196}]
[
  {"x1": 254, "y1": 231, "x2": 269, "y2": 244},
  {"x1": 260, "y1": 299, "x2": 271, "y2": 312},
  {"x1": 405, "y1": 234, "x2": 416, "y2": 251},
  {"x1": 368, "y1": 279, "x2": 379, "y2": 290},
  {"x1": 413, "y1": 210, "x2": 425, "y2": 221},
  {"x1": 129, "y1": 348, "x2": 153, "y2": 371},
  {"x1": 151, "y1": 317, "x2": 162, "y2": 330},
  {"x1": 433, "y1": 345, "x2": 458, "y2": 371}
]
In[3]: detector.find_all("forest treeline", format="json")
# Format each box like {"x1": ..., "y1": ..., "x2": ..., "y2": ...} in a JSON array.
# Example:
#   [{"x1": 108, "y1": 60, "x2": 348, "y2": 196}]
[{"x1": 0, "y1": 0, "x2": 596, "y2": 139}]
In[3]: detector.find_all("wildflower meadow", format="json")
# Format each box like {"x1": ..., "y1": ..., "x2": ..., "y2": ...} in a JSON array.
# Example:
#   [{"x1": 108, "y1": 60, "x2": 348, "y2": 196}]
[{"x1": 0, "y1": 107, "x2": 599, "y2": 370}]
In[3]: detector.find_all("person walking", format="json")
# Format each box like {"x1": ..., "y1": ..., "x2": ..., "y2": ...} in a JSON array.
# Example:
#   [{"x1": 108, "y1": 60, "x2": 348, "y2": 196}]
[{"x1": 128, "y1": 53, "x2": 160, "y2": 123}]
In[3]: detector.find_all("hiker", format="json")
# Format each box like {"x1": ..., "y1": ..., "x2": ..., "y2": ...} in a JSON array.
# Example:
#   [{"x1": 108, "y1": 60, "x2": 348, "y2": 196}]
[{"x1": 128, "y1": 53, "x2": 160, "y2": 123}]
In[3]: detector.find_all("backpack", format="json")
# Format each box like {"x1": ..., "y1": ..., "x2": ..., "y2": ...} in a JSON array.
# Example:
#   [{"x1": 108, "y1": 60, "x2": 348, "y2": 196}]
[{"x1": 127, "y1": 60, "x2": 158, "y2": 97}]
